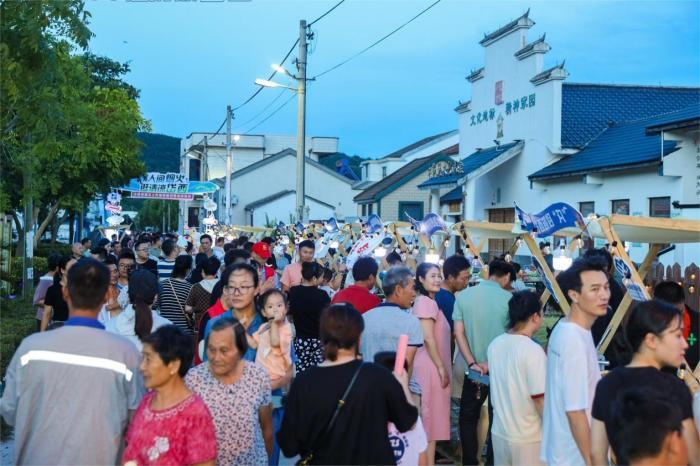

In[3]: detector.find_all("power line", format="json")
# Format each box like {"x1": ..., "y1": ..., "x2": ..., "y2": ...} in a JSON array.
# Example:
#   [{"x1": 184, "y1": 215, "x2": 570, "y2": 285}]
[
  {"x1": 232, "y1": 38, "x2": 299, "y2": 112},
  {"x1": 311, "y1": 0, "x2": 442, "y2": 79},
  {"x1": 240, "y1": 92, "x2": 296, "y2": 134},
  {"x1": 308, "y1": 0, "x2": 345, "y2": 27},
  {"x1": 235, "y1": 88, "x2": 287, "y2": 129}
]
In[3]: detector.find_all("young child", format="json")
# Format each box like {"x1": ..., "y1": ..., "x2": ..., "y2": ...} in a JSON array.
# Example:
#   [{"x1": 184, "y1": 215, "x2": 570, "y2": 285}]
[
  {"x1": 319, "y1": 267, "x2": 336, "y2": 298},
  {"x1": 374, "y1": 351, "x2": 429, "y2": 466},
  {"x1": 248, "y1": 289, "x2": 293, "y2": 388}
]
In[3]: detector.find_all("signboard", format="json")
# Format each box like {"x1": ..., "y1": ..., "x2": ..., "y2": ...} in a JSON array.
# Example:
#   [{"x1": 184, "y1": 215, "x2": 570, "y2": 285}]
[
  {"x1": 516, "y1": 202, "x2": 585, "y2": 238},
  {"x1": 138, "y1": 172, "x2": 189, "y2": 194},
  {"x1": 132, "y1": 192, "x2": 193, "y2": 200},
  {"x1": 346, "y1": 233, "x2": 385, "y2": 270},
  {"x1": 118, "y1": 175, "x2": 218, "y2": 200}
]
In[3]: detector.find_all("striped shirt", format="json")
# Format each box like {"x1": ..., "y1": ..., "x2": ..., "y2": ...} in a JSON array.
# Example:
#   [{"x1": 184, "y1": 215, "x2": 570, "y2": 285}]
[
  {"x1": 157, "y1": 258, "x2": 176, "y2": 281},
  {"x1": 159, "y1": 278, "x2": 193, "y2": 334}
]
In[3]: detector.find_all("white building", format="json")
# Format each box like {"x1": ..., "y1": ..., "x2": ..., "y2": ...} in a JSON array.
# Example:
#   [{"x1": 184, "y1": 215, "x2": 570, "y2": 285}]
[{"x1": 418, "y1": 10, "x2": 699, "y2": 266}]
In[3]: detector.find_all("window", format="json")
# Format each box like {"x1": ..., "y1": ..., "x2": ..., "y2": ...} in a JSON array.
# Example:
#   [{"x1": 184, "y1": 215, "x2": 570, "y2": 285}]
[
  {"x1": 368, "y1": 203, "x2": 374, "y2": 215},
  {"x1": 188, "y1": 159, "x2": 201, "y2": 181},
  {"x1": 650, "y1": 197, "x2": 671, "y2": 218},
  {"x1": 487, "y1": 208, "x2": 515, "y2": 259},
  {"x1": 399, "y1": 202, "x2": 424, "y2": 222},
  {"x1": 611, "y1": 199, "x2": 630, "y2": 215},
  {"x1": 382, "y1": 166, "x2": 387, "y2": 178},
  {"x1": 579, "y1": 201, "x2": 595, "y2": 217},
  {"x1": 361, "y1": 204, "x2": 367, "y2": 216}
]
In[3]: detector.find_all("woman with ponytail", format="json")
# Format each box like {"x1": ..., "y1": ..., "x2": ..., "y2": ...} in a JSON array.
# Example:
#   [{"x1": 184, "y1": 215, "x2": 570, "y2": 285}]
[
  {"x1": 106, "y1": 269, "x2": 172, "y2": 351},
  {"x1": 278, "y1": 303, "x2": 418, "y2": 465}
]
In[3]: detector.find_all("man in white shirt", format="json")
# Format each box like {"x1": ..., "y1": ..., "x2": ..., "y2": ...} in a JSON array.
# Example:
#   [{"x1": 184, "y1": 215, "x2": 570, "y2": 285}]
[{"x1": 541, "y1": 257, "x2": 610, "y2": 466}]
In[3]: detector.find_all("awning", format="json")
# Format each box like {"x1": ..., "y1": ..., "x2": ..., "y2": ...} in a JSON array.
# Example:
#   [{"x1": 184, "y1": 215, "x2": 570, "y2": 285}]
[{"x1": 418, "y1": 140, "x2": 523, "y2": 190}]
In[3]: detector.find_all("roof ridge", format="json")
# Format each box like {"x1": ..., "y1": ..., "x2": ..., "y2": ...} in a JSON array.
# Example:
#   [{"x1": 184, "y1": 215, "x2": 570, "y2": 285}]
[{"x1": 564, "y1": 82, "x2": 700, "y2": 90}]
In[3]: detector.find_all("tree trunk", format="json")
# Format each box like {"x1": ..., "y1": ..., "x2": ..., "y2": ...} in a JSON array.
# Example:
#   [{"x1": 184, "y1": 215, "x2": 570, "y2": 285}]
[
  {"x1": 34, "y1": 202, "x2": 60, "y2": 248},
  {"x1": 68, "y1": 210, "x2": 75, "y2": 243}
]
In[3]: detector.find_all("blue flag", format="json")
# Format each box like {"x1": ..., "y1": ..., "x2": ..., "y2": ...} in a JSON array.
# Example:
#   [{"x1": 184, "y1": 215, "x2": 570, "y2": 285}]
[
  {"x1": 325, "y1": 217, "x2": 339, "y2": 232},
  {"x1": 366, "y1": 214, "x2": 383, "y2": 234},
  {"x1": 405, "y1": 212, "x2": 422, "y2": 231},
  {"x1": 420, "y1": 213, "x2": 447, "y2": 237},
  {"x1": 516, "y1": 202, "x2": 584, "y2": 238},
  {"x1": 295, "y1": 221, "x2": 305, "y2": 232}
]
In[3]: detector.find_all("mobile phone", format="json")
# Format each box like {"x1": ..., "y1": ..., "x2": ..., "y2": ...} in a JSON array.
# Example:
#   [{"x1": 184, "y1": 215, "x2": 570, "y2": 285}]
[{"x1": 466, "y1": 369, "x2": 490, "y2": 386}]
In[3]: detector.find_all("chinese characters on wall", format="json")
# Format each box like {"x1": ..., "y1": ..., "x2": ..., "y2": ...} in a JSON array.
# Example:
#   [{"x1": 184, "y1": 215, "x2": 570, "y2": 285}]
[{"x1": 470, "y1": 93, "x2": 536, "y2": 126}]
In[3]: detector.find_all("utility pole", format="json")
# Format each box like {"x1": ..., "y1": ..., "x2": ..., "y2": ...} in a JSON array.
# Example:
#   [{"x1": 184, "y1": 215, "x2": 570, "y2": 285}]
[
  {"x1": 295, "y1": 19, "x2": 308, "y2": 223},
  {"x1": 225, "y1": 105, "x2": 233, "y2": 225}
]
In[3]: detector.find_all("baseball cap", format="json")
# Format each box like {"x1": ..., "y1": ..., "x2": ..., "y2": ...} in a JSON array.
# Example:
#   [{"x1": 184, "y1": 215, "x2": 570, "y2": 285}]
[{"x1": 252, "y1": 241, "x2": 271, "y2": 259}]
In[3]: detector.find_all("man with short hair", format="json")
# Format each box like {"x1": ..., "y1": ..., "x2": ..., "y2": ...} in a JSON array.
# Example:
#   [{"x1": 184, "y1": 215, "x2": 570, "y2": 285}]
[
  {"x1": 361, "y1": 266, "x2": 423, "y2": 374},
  {"x1": 541, "y1": 257, "x2": 609, "y2": 466},
  {"x1": 71, "y1": 242, "x2": 84, "y2": 261},
  {"x1": 331, "y1": 256, "x2": 381, "y2": 313},
  {"x1": 0, "y1": 259, "x2": 143, "y2": 465},
  {"x1": 437, "y1": 255, "x2": 471, "y2": 331},
  {"x1": 454, "y1": 259, "x2": 514, "y2": 465},
  {"x1": 149, "y1": 233, "x2": 163, "y2": 260},
  {"x1": 608, "y1": 388, "x2": 688, "y2": 466},
  {"x1": 281, "y1": 239, "x2": 315, "y2": 292},
  {"x1": 199, "y1": 234, "x2": 214, "y2": 258},
  {"x1": 157, "y1": 238, "x2": 179, "y2": 281},
  {"x1": 80, "y1": 237, "x2": 92, "y2": 257},
  {"x1": 133, "y1": 238, "x2": 158, "y2": 276},
  {"x1": 654, "y1": 280, "x2": 699, "y2": 370}
]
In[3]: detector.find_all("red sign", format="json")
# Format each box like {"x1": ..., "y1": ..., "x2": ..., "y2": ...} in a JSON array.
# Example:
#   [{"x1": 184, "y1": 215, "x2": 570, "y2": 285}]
[{"x1": 495, "y1": 81, "x2": 503, "y2": 105}]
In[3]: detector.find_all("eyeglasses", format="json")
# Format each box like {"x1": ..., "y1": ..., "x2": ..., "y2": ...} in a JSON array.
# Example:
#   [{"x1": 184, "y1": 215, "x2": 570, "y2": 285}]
[{"x1": 223, "y1": 285, "x2": 255, "y2": 295}]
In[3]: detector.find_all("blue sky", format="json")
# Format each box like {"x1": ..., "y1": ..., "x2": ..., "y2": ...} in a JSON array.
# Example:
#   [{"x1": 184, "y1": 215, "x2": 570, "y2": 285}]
[{"x1": 86, "y1": 0, "x2": 700, "y2": 158}]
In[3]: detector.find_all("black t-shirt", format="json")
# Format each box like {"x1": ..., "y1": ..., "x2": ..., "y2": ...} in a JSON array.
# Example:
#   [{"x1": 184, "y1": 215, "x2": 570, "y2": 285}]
[
  {"x1": 592, "y1": 366, "x2": 693, "y2": 431},
  {"x1": 288, "y1": 285, "x2": 331, "y2": 339},
  {"x1": 136, "y1": 258, "x2": 158, "y2": 276},
  {"x1": 44, "y1": 283, "x2": 69, "y2": 322},
  {"x1": 277, "y1": 359, "x2": 418, "y2": 465}
]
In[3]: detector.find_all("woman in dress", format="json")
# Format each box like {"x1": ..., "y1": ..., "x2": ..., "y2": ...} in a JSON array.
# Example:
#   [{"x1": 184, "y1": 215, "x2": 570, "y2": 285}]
[
  {"x1": 123, "y1": 325, "x2": 216, "y2": 466},
  {"x1": 287, "y1": 261, "x2": 330, "y2": 372},
  {"x1": 591, "y1": 299, "x2": 699, "y2": 465},
  {"x1": 159, "y1": 255, "x2": 194, "y2": 334},
  {"x1": 411, "y1": 262, "x2": 452, "y2": 465},
  {"x1": 106, "y1": 270, "x2": 171, "y2": 351},
  {"x1": 278, "y1": 303, "x2": 418, "y2": 464},
  {"x1": 186, "y1": 316, "x2": 273, "y2": 466}
]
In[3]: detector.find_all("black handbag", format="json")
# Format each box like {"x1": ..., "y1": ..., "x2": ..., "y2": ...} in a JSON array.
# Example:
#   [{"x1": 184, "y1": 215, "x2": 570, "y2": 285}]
[{"x1": 296, "y1": 362, "x2": 364, "y2": 465}]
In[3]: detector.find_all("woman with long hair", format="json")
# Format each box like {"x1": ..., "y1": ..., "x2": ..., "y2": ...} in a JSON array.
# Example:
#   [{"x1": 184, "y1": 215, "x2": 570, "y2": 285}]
[
  {"x1": 591, "y1": 299, "x2": 699, "y2": 465},
  {"x1": 411, "y1": 262, "x2": 452, "y2": 465},
  {"x1": 106, "y1": 270, "x2": 171, "y2": 351},
  {"x1": 41, "y1": 255, "x2": 77, "y2": 331},
  {"x1": 288, "y1": 261, "x2": 331, "y2": 373},
  {"x1": 159, "y1": 255, "x2": 194, "y2": 334},
  {"x1": 278, "y1": 303, "x2": 418, "y2": 464}
]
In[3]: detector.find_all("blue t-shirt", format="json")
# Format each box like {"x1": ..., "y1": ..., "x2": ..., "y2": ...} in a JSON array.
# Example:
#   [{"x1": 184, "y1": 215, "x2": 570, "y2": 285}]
[
  {"x1": 434, "y1": 288, "x2": 456, "y2": 331},
  {"x1": 203, "y1": 310, "x2": 263, "y2": 362}
]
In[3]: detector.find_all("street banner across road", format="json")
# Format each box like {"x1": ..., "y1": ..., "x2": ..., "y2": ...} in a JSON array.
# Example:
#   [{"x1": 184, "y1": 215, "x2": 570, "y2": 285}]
[{"x1": 515, "y1": 202, "x2": 585, "y2": 237}]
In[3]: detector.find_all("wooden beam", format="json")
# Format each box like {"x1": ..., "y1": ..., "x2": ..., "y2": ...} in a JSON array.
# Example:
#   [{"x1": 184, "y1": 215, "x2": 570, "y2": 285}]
[
  {"x1": 540, "y1": 289, "x2": 551, "y2": 307},
  {"x1": 522, "y1": 234, "x2": 571, "y2": 315},
  {"x1": 597, "y1": 241, "x2": 662, "y2": 354}
]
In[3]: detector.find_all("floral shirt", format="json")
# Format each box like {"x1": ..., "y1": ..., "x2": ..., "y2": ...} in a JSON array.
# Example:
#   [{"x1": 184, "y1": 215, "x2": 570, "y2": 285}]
[
  {"x1": 185, "y1": 361, "x2": 272, "y2": 466},
  {"x1": 123, "y1": 391, "x2": 216, "y2": 465}
]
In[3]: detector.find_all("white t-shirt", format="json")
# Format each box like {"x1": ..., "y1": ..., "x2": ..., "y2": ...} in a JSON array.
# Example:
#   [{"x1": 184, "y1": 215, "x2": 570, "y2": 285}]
[
  {"x1": 541, "y1": 321, "x2": 601, "y2": 466},
  {"x1": 388, "y1": 416, "x2": 428, "y2": 466},
  {"x1": 487, "y1": 333, "x2": 546, "y2": 443},
  {"x1": 105, "y1": 304, "x2": 172, "y2": 351}
]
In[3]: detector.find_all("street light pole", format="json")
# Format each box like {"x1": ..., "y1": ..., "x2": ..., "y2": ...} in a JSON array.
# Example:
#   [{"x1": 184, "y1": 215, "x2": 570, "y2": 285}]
[
  {"x1": 295, "y1": 19, "x2": 308, "y2": 223},
  {"x1": 225, "y1": 105, "x2": 232, "y2": 225}
]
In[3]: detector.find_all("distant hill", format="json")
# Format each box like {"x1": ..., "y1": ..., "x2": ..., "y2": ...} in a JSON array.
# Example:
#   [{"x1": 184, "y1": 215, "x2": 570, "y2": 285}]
[
  {"x1": 137, "y1": 132, "x2": 180, "y2": 172},
  {"x1": 317, "y1": 152, "x2": 366, "y2": 180}
]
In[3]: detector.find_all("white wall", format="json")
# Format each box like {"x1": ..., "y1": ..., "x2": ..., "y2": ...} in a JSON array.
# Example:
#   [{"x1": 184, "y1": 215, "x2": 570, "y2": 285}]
[{"x1": 251, "y1": 194, "x2": 335, "y2": 226}]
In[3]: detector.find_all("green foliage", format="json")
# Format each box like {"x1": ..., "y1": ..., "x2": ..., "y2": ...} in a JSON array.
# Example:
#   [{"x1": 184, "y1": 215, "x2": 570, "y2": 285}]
[
  {"x1": 134, "y1": 199, "x2": 178, "y2": 232},
  {"x1": 34, "y1": 243, "x2": 72, "y2": 257},
  {"x1": 137, "y1": 132, "x2": 181, "y2": 172},
  {"x1": 1, "y1": 296, "x2": 37, "y2": 377},
  {"x1": 0, "y1": 257, "x2": 48, "y2": 294}
]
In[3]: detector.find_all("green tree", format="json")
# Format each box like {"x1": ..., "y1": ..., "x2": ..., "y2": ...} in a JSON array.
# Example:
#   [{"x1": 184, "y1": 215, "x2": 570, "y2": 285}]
[
  {"x1": 0, "y1": 1, "x2": 148, "y2": 259},
  {"x1": 134, "y1": 200, "x2": 178, "y2": 232}
]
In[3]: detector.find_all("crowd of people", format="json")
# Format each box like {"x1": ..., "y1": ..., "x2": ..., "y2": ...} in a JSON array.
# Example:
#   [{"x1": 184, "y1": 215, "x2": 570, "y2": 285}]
[{"x1": 2, "y1": 227, "x2": 699, "y2": 466}]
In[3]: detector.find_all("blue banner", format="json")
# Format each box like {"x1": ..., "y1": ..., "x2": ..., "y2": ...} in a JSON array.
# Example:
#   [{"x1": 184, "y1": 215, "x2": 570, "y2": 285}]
[
  {"x1": 325, "y1": 217, "x2": 339, "y2": 232},
  {"x1": 516, "y1": 202, "x2": 585, "y2": 238},
  {"x1": 295, "y1": 221, "x2": 305, "y2": 232},
  {"x1": 366, "y1": 214, "x2": 383, "y2": 234},
  {"x1": 420, "y1": 213, "x2": 447, "y2": 237}
]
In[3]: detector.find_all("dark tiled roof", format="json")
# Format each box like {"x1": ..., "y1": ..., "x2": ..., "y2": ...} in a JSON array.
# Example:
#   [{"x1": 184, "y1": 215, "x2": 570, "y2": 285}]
[
  {"x1": 479, "y1": 9, "x2": 533, "y2": 46},
  {"x1": 440, "y1": 187, "x2": 463, "y2": 203},
  {"x1": 529, "y1": 110, "x2": 693, "y2": 180},
  {"x1": 645, "y1": 104, "x2": 700, "y2": 134},
  {"x1": 354, "y1": 152, "x2": 452, "y2": 202},
  {"x1": 514, "y1": 34, "x2": 549, "y2": 59},
  {"x1": 245, "y1": 190, "x2": 334, "y2": 210},
  {"x1": 379, "y1": 130, "x2": 456, "y2": 160},
  {"x1": 561, "y1": 83, "x2": 700, "y2": 149},
  {"x1": 418, "y1": 141, "x2": 521, "y2": 189},
  {"x1": 466, "y1": 67, "x2": 485, "y2": 82},
  {"x1": 530, "y1": 61, "x2": 567, "y2": 85}
]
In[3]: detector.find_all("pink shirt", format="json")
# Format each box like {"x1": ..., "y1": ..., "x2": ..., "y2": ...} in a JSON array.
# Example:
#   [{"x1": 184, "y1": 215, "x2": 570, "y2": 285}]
[
  {"x1": 253, "y1": 320, "x2": 293, "y2": 381},
  {"x1": 281, "y1": 262, "x2": 302, "y2": 289},
  {"x1": 123, "y1": 392, "x2": 216, "y2": 466}
]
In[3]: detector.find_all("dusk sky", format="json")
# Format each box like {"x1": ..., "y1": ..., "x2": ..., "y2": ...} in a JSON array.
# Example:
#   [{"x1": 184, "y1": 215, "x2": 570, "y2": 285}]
[{"x1": 86, "y1": 0, "x2": 700, "y2": 158}]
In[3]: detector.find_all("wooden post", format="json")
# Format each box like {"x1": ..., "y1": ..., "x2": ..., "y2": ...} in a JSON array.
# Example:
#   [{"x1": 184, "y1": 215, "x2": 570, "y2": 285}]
[{"x1": 522, "y1": 234, "x2": 571, "y2": 315}]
